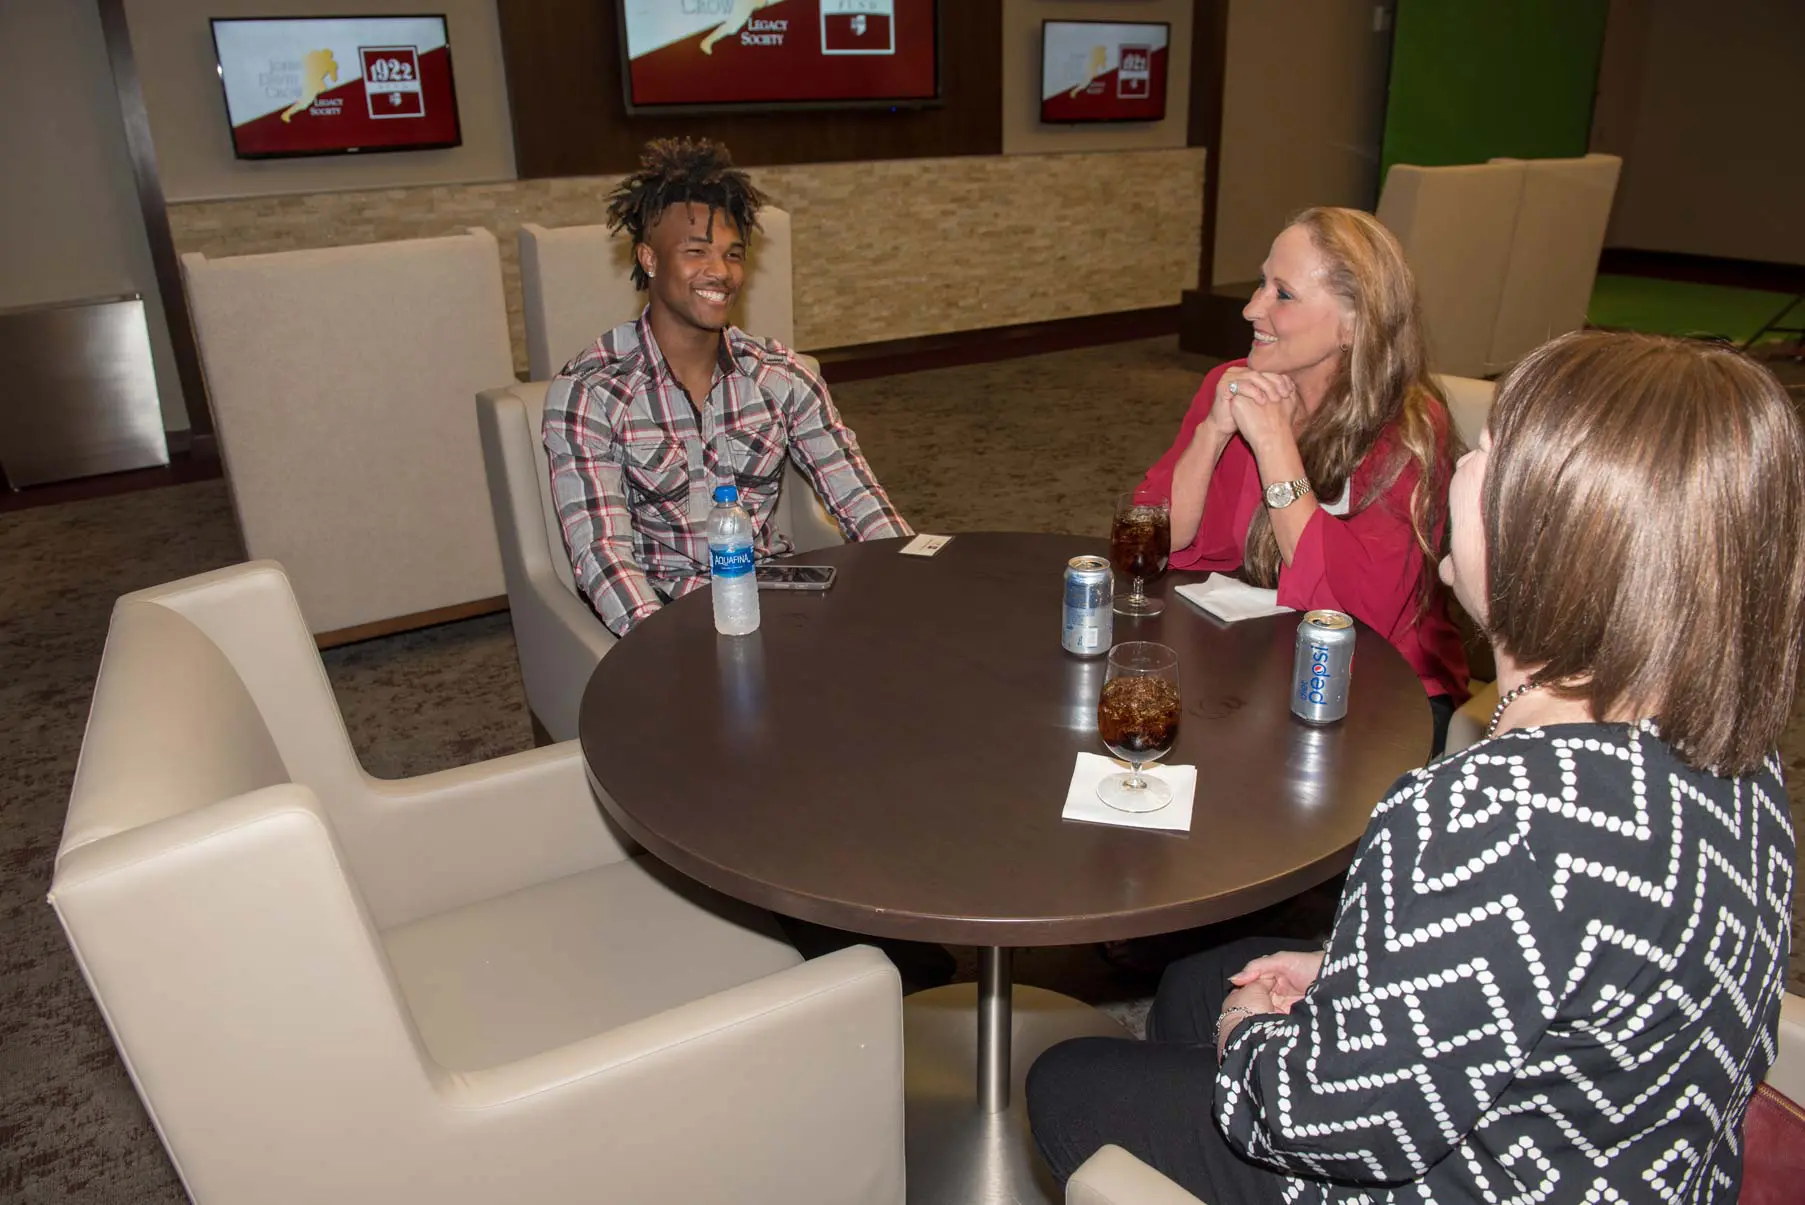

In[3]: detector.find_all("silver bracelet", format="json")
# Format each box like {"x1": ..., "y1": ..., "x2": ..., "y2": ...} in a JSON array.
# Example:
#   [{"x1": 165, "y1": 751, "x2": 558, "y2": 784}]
[{"x1": 1216, "y1": 1004, "x2": 1256, "y2": 1039}]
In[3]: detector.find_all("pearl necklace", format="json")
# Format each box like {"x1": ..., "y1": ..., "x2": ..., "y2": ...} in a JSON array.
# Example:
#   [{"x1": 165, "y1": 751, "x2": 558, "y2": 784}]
[{"x1": 1486, "y1": 681, "x2": 1542, "y2": 738}]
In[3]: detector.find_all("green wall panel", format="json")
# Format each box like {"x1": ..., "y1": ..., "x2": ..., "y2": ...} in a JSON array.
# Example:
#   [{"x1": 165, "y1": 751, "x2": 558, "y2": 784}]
[{"x1": 1380, "y1": 0, "x2": 1609, "y2": 183}]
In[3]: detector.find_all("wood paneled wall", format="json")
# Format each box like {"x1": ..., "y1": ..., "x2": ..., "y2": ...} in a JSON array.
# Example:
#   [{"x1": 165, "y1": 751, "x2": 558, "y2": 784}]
[{"x1": 496, "y1": 1, "x2": 1002, "y2": 177}]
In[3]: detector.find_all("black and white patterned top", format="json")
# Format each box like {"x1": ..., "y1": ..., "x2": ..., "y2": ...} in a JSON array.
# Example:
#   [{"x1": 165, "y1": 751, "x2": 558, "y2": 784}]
[{"x1": 1215, "y1": 721, "x2": 1795, "y2": 1204}]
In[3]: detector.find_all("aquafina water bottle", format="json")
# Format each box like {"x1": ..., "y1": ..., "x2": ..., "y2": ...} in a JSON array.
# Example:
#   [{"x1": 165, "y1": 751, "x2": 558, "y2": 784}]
[{"x1": 707, "y1": 484, "x2": 760, "y2": 635}]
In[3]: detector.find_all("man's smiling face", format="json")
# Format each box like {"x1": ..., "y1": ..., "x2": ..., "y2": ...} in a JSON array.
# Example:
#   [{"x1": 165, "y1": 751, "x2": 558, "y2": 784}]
[{"x1": 637, "y1": 202, "x2": 745, "y2": 333}]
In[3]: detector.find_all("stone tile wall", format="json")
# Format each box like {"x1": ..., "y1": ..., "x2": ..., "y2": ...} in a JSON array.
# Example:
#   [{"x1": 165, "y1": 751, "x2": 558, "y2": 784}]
[{"x1": 167, "y1": 149, "x2": 1205, "y2": 376}]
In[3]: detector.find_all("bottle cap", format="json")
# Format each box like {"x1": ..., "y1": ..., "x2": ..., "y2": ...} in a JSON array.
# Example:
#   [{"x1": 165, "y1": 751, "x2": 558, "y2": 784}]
[{"x1": 712, "y1": 485, "x2": 738, "y2": 505}]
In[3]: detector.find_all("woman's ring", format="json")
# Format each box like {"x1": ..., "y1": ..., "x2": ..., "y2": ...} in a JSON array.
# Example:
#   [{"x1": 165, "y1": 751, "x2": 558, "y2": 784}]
[{"x1": 1228, "y1": 381, "x2": 1239, "y2": 395}]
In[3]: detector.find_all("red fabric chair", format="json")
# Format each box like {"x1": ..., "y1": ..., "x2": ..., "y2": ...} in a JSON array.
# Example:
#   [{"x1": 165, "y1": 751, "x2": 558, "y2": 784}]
[{"x1": 1741, "y1": 993, "x2": 1805, "y2": 1205}]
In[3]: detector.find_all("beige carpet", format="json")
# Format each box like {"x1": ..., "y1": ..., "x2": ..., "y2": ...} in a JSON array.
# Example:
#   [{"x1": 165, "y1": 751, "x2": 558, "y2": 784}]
[{"x1": 2, "y1": 337, "x2": 1801, "y2": 1202}]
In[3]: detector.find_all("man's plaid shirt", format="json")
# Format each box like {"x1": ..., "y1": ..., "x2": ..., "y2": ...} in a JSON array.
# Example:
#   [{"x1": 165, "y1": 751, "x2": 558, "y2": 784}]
[{"x1": 542, "y1": 312, "x2": 911, "y2": 635}]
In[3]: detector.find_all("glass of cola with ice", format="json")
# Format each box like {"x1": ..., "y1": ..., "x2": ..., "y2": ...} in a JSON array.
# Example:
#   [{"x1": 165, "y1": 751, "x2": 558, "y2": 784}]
[
  {"x1": 1096, "y1": 641, "x2": 1181, "y2": 812},
  {"x1": 1110, "y1": 491, "x2": 1170, "y2": 617}
]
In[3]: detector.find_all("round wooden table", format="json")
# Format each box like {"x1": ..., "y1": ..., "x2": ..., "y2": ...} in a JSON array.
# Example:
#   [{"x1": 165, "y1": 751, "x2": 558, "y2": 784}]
[{"x1": 580, "y1": 532, "x2": 1431, "y2": 1204}]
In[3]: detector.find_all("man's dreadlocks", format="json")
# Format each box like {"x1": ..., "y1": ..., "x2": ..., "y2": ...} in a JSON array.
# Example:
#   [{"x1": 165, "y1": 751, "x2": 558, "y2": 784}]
[{"x1": 605, "y1": 138, "x2": 769, "y2": 291}]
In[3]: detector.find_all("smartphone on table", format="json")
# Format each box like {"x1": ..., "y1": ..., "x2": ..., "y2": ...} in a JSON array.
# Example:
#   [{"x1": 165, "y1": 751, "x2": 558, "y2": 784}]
[{"x1": 754, "y1": 565, "x2": 837, "y2": 591}]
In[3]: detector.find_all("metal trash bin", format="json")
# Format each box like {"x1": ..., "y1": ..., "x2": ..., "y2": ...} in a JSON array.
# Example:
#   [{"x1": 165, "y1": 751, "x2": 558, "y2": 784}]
[{"x1": 0, "y1": 294, "x2": 169, "y2": 489}]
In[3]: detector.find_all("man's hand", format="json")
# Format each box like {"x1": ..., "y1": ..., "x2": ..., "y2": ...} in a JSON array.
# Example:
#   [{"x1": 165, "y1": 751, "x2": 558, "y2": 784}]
[{"x1": 1230, "y1": 948, "x2": 1325, "y2": 1014}]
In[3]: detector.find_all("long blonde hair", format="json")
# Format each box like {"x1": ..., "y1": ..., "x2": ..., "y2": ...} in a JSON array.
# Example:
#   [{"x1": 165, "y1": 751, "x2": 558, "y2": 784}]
[{"x1": 1241, "y1": 207, "x2": 1454, "y2": 613}]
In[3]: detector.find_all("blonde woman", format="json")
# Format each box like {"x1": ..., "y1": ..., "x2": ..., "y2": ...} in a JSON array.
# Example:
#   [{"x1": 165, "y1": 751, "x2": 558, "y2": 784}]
[{"x1": 1139, "y1": 207, "x2": 1468, "y2": 749}]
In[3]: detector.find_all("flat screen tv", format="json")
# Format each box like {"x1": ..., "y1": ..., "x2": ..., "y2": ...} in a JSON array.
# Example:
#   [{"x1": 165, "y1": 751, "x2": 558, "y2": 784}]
[
  {"x1": 619, "y1": 0, "x2": 940, "y2": 114},
  {"x1": 1040, "y1": 20, "x2": 1170, "y2": 124},
  {"x1": 211, "y1": 15, "x2": 462, "y2": 159}
]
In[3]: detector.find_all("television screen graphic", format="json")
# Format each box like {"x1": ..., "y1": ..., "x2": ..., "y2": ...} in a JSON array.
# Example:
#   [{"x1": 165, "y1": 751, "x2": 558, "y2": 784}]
[
  {"x1": 362, "y1": 46, "x2": 425, "y2": 117},
  {"x1": 211, "y1": 17, "x2": 462, "y2": 159},
  {"x1": 620, "y1": 0, "x2": 938, "y2": 111},
  {"x1": 821, "y1": 6, "x2": 893, "y2": 53},
  {"x1": 1040, "y1": 21, "x2": 1170, "y2": 124}
]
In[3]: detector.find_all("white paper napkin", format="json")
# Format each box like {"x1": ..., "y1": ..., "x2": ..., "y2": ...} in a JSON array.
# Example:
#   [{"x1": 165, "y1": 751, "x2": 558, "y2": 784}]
[
  {"x1": 1062, "y1": 752, "x2": 1197, "y2": 832},
  {"x1": 1175, "y1": 573, "x2": 1295, "y2": 623}
]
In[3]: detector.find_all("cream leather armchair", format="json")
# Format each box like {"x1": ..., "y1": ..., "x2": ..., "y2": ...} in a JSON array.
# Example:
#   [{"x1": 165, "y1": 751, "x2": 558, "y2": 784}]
[
  {"x1": 181, "y1": 228, "x2": 514, "y2": 638},
  {"x1": 1485, "y1": 154, "x2": 1621, "y2": 375},
  {"x1": 1377, "y1": 162, "x2": 1526, "y2": 380},
  {"x1": 493, "y1": 206, "x2": 841, "y2": 741},
  {"x1": 476, "y1": 374, "x2": 843, "y2": 743},
  {"x1": 48, "y1": 561, "x2": 905, "y2": 1205},
  {"x1": 1067, "y1": 1145, "x2": 1205, "y2": 1205},
  {"x1": 1062, "y1": 994, "x2": 1805, "y2": 1203},
  {"x1": 1377, "y1": 156, "x2": 1621, "y2": 380},
  {"x1": 474, "y1": 380, "x2": 615, "y2": 744}
]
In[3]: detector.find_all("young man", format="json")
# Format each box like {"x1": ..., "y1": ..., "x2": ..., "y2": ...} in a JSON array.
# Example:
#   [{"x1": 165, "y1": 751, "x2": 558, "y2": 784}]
[
  {"x1": 542, "y1": 136, "x2": 911, "y2": 639},
  {"x1": 543, "y1": 138, "x2": 950, "y2": 992}
]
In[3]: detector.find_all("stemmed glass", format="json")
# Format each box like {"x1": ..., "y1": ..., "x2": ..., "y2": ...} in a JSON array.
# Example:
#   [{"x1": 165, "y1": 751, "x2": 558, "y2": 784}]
[
  {"x1": 1096, "y1": 641, "x2": 1181, "y2": 812},
  {"x1": 1111, "y1": 492, "x2": 1170, "y2": 617}
]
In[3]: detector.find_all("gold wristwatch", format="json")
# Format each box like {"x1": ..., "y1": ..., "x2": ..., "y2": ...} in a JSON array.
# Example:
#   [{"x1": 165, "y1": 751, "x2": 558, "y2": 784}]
[{"x1": 1263, "y1": 477, "x2": 1312, "y2": 509}]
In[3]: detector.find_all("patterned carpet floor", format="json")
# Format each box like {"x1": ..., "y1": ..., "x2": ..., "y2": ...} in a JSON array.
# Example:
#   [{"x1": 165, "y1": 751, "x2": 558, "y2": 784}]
[{"x1": 2, "y1": 336, "x2": 1802, "y2": 1201}]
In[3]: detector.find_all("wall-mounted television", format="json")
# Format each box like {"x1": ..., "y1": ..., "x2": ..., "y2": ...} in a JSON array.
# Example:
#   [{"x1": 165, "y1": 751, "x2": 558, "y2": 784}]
[
  {"x1": 619, "y1": 0, "x2": 940, "y2": 114},
  {"x1": 1040, "y1": 20, "x2": 1170, "y2": 124},
  {"x1": 211, "y1": 15, "x2": 463, "y2": 159}
]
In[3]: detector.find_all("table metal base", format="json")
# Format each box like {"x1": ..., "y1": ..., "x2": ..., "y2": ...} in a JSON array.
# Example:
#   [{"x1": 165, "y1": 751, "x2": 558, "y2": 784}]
[{"x1": 904, "y1": 978, "x2": 1129, "y2": 1204}]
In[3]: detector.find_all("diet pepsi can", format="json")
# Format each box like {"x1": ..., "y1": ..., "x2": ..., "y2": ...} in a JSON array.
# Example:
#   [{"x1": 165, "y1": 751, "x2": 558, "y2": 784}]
[
  {"x1": 1062, "y1": 556, "x2": 1113, "y2": 657},
  {"x1": 1291, "y1": 610, "x2": 1354, "y2": 724}
]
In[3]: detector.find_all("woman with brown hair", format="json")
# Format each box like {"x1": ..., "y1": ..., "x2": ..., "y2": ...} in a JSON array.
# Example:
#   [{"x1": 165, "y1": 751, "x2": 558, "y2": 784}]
[
  {"x1": 1140, "y1": 207, "x2": 1468, "y2": 749},
  {"x1": 1031, "y1": 331, "x2": 1804, "y2": 1205}
]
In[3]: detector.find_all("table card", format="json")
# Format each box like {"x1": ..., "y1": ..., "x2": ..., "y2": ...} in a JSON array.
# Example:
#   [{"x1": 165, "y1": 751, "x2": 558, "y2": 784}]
[
  {"x1": 1061, "y1": 753, "x2": 1197, "y2": 833},
  {"x1": 900, "y1": 534, "x2": 954, "y2": 557}
]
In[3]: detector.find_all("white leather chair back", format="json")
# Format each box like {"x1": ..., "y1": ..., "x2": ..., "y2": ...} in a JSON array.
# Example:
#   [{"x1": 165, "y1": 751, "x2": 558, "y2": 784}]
[
  {"x1": 1377, "y1": 161, "x2": 1526, "y2": 380},
  {"x1": 520, "y1": 206, "x2": 796, "y2": 380},
  {"x1": 1433, "y1": 373, "x2": 1496, "y2": 451},
  {"x1": 180, "y1": 229, "x2": 516, "y2": 636},
  {"x1": 1486, "y1": 154, "x2": 1621, "y2": 374}
]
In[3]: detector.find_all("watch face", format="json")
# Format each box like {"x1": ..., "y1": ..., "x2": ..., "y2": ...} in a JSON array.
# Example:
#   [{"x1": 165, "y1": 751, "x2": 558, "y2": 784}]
[{"x1": 1266, "y1": 479, "x2": 1308, "y2": 508}]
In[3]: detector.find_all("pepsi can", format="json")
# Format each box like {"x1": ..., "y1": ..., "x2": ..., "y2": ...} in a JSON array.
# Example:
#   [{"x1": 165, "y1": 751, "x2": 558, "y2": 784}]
[
  {"x1": 1291, "y1": 610, "x2": 1354, "y2": 724},
  {"x1": 1062, "y1": 556, "x2": 1113, "y2": 657}
]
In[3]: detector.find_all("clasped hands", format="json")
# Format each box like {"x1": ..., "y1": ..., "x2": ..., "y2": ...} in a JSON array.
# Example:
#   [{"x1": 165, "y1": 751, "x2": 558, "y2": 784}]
[
  {"x1": 1203, "y1": 367, "x2": 1303, "y2": 456},
  {"x1": 1215, "y1": 948, "x2": 1324, "y2": 1059}
]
